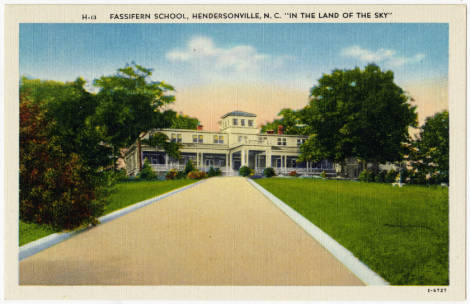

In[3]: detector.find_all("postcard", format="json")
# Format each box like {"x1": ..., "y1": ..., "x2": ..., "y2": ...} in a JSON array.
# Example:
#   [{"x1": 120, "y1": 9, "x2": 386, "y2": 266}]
[{"x1": 3, "y1": 3, "x2": 466, "y2": 301}]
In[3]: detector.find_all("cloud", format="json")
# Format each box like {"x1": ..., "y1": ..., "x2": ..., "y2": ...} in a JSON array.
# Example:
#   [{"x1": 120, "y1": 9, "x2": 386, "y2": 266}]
[
  {"x1": 341, "y1": 45, "x2": 425, "y2": 67},
  {"x1": 166, "y1": 36, "x2": 274, "y2": 73}
]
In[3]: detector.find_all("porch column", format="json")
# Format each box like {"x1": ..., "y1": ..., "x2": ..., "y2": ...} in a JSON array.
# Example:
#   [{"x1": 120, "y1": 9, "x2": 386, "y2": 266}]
[
  {"x1": 266, "y1": 150, "x2": 272, "y2": 167},
  {"x1": 196, "y1": 152, "x2": 199, "y2": 169},
  {"x1": 225, "y1": 153, "x2": 229, "y2": 172},
  {"x1": 241, "y1": 150, "x2": 246, "y2": 166},
  {"x1": 283, "y1": 155, "x2": 287, "y2": 172},
  {"x1": 165, "y1": 153, "x2": 169, "y2": 169},
  {"x1": 201, "y1": 152, "x2": 204, "y2": 170}
]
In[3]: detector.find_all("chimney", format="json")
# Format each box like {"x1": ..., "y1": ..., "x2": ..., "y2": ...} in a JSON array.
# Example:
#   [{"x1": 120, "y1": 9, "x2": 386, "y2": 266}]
[
  {"x1": 197, "y1": 125, "x2": 203, "y2": 131},
  {"x1": 277, "y1": 125, "x2": 284, "y2": 135}
]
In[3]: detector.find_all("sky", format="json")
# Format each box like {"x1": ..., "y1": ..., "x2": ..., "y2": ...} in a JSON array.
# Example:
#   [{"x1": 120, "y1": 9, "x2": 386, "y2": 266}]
[{"x1": 20, "y1": 23, "x2": 448, "y2": 131}]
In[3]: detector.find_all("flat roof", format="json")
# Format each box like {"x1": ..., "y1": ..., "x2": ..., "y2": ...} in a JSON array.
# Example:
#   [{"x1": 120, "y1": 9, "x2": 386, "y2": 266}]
[{"x1": 221, "y1": 111, "x2": 257, "y2": 118}]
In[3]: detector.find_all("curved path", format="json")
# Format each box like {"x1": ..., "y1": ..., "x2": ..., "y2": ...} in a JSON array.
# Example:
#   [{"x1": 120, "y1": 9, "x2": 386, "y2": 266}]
[{"x1": 20, "y1": 177, "x2": 363, "y2": 285}]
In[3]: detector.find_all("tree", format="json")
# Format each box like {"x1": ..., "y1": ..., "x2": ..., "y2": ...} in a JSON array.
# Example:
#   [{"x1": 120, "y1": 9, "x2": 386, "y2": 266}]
[
  {"x1": 410, "y1": 110, "x2": 449, "y2": 183},
  {"x1": 300, "y1": 64, "x2": 418, "y2": 169},
  {"x1": 20, "y1": 94, "x2": 105, "y2": 229},
  {"x1": 91, "y1": 63, "x2": 176, "y2": 168},
  {"x1": 20, "y1": 77, "x2": 112, "y2": 170},
  {"x1": 261, "y1": 108, "x2": 308, "y2": 135},
  {"x1": 170, "y1": 111, "x2": 200, "y2": 129},
  {"x1": 141, "y1": 132, "x2": 181, "y2": 160}
]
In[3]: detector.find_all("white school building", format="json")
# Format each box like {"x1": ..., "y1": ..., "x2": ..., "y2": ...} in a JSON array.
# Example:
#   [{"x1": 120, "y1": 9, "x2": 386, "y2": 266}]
[{"x1": 124, "y1": 111, "x2": 336, "y2": 177}]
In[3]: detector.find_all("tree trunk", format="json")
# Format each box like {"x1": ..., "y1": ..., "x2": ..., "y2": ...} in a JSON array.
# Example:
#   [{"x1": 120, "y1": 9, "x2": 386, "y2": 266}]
[{"x1": 137, "y1": 137, "x2": 142, "y2": 171}]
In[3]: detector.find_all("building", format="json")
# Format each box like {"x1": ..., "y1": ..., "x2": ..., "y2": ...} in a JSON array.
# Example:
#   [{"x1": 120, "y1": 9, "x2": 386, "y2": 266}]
[{"x1": 124, "y1": 110, "x2": 335, "y2": 177}]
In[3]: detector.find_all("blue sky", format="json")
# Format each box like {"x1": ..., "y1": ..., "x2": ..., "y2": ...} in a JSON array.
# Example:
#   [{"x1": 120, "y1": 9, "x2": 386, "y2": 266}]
[{"x1": 20, "y1": 23, "x2": 449, "y2": 129}]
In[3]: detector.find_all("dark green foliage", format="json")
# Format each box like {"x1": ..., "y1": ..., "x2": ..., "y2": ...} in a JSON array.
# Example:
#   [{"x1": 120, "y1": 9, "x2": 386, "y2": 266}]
[
  {"x1": 20, "y1": 77, "x2": 112, "y2": 171},
  {"x1": 184, "y1": 159, "x2": 195, "y2": 175},
  {"x1": 385, "y1": 169, "x2": 398, "y2": 183},
  {"x1": 300, "y1": 64, "x2": 417, "y2": 164},
  {"x1": 263, "y1": 167, "x2": 276, "y2": 177},
  {"x1": 239, "y1": 166, "x2": 251, "y2": 177},
  {"x1": 375, "y1": 170, "x2": 386, "y2": 183},
  {"x1": 256, "y1": 178, "x2": 448, "y2": 285},
  {"x1": 320, "y1": 170, "x2": 327, "y2": 179},
  {"x1": 261, "y1": 108, "x2": 308, "y2": 135},
  {"x1": 142, "y1": 132, "x2": 181, "y2": 160},
  {"x1": 410, "y1": 110, "x2": 449, "y2": 184},
  {"x1": 91, "y1": 63, "x2": 176, "y2": 159},
  {"x1": 176, "y1": 170, "x2": 186, "y2": 179},
  {"x1": 170, "y1": 111, "x2": 200, "y2": 129},
  {"x1": 138, "y1": 159, "x2": 156, "y2": 180},
  {"x1": 367, "y1": 171, "x2": 376, "y2": 182},
  {"x1": 20, "y1": 96, "x2": 105, "y2": 230},
  {"x1": 207, "y1": 167, "x2": 217, "y2": 177},
  {"x1": 214, "y1": 168, "x2": 222, "y2": 176},
  {"x1": 358, "y1": 169, "x2": 369, "y2": 182}
]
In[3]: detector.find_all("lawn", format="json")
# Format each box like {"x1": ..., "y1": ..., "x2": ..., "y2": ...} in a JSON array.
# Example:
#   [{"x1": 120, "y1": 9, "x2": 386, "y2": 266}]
[
  {"x1": 255, "y1": 178, "x2": 448, "y2": 285},
  {"x1": 19, "y1": 179, "x2": 197, "y2": 246}
]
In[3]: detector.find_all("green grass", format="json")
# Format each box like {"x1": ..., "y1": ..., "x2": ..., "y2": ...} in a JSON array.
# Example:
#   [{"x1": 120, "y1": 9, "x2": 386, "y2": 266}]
[
  {"x1": 103, "y1": 179, "x2": 196, "y2": 214},
  {"x1": 19, "y1": 179, "x2": 197, "y2": 246},
  {"x1": 19, "y1": 221, "x2": 59, "y2": 246},
  {"x1": 255, "y1": 178, "x2": 448, "y2": 285}
]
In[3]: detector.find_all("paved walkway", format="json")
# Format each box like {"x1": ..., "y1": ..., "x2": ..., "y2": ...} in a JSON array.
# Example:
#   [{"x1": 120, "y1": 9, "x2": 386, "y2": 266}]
[{"x1": 20, "y1": 177, "x2": 363, "y2": 285}]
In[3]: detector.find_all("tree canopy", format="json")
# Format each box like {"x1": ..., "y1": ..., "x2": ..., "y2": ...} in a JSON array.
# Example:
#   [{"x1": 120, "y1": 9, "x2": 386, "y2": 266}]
[
  {"x1": 91, "y1": 63, "x2": 176, "y2": 152},
  {"x1": 409, "y1": 110, "x2": 449, "y2": 183},
  {"x1": 261, "y1": 108, "x2": 308, "y2": 135},
  {"x1": 299, "y1": 64, "x2": 418, "y2": 166}
]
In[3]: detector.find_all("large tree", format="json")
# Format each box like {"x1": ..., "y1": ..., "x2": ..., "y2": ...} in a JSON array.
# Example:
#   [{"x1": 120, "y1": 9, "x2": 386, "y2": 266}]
[
  {"x1": 410, "y1": 110, "x2": 449, "y2": 183},
  {"x1": 261, "y1": 108, "x2": 308, "y2": 135},
  {"x1": 20, "y1": 77, "x2": 112, "y2": 169},
  {"x1": 91, "y1": 63, "x2": 176, "y2": 168},
  {"x1": 300, "y1": 64, "x2": 418, "y2": 169}
]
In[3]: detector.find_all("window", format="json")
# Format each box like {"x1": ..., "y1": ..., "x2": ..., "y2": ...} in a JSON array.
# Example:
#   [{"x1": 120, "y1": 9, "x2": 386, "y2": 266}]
[
  {"x1": 248, "y1": 120, "x2": 253, "y2": 127},
  {"x1": 233, "y1": 118, "x2": 238, "y2": 126},
  {"x1": 193, "y1": 134, "x2": 198, "y2": 143},
  {"x1": 177, "y1": 134, "x2": 182, "y2": 143},
  {"x1": 278, "y1": 138, "x2": 287, "y2": 146},
  {"x1": 241, "y1": 119, "x2": 245, "y2": 126},
  {"x1": 198, "y1": 135, "x2": 203, "y2": 143},
  {"x1": 171, "y1": 133, "x2": 176, "y2": 143},
  {"x1": 172, "y1": 133, "x2": 182, "y2": 143},
  {"x1": 213, "y1": 135, "x2": 224, "y2": 144},
  {"x1": 238, "y1": 136, "x2": 243, "y2": 143}
]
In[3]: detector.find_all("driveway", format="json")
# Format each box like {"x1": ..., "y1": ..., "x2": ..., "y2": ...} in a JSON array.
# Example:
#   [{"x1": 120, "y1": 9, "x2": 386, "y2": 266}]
[{"x1": 20, "y1": 177, "x2": 363, "y2": 285}]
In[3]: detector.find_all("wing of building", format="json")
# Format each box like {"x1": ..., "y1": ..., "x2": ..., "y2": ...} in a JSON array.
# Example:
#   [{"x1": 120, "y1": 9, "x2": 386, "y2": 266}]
[{"x1": 124, "y1": 110, "x2": 336, "y2": 177}]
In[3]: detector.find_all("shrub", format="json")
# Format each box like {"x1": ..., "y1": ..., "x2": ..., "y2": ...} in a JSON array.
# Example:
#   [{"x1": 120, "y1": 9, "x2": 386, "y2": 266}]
[
  {"x1": 239, "y1": 166, "x2": 251, "y2": 177},
  {"x1": 184, "y1": 159, "x2": 195, "y2": 175},
  {"x1": 187, "y1": 170, "x2": 207, "y2": 180},
  {"x1": 214, "y1": 168, "x2": 222, "y2": 176},
  {"x1": 165, "y1": 169, "x2": 178, "y2": 180},
  {"x1": 207, "y1": 166, "x2": 216, "y2": 177},
  {"x1": 114, "y1": 168, "x2": 128, "y2": 182},
  {"x1": 289, "y1": 170, "x2": 298, "y2": 177},
  {"x1": 375, "y1": 170, "x2": 386, "y2": 183},
  {"x1": 320, "y1": 170, "x2": 327, "y2": 179},
  {"x1": 19, "y1": 98, "x2": 104, "y2": 230},
  {"x1": 367, "y1": 171, "x2": 376, "y2": 182},
  {"x1": 263, "y1": 167, "x2": 276, "y2": 178},
  {"x1": 138, "y1": 159, "x2": 156, "y2": 180},
  {"x1": 385, "y1": 169, "x2": 398, "y2": 183},
  {"x1": 176, "y1": 170, "x2": 186, "y2": 179},
  {"x1": 359, "y1": 169, "x2": 369, "y2": 182}
]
